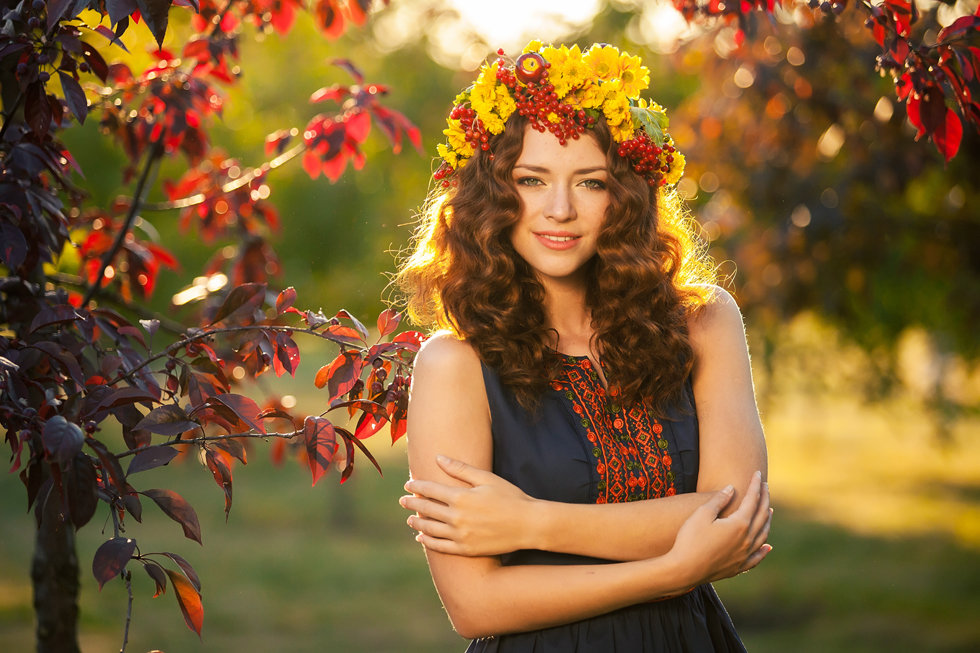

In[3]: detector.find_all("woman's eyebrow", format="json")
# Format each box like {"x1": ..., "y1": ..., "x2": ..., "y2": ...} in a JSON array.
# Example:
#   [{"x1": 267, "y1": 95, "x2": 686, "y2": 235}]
[{"x1": 513, "y1": 164, "x2": 608, "y2": 174}]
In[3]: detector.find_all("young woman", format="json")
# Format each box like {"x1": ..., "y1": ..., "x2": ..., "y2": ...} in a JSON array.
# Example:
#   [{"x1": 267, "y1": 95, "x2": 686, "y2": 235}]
[{"x1": 396, "y1": 42, "x2": 770, "y2": 652}]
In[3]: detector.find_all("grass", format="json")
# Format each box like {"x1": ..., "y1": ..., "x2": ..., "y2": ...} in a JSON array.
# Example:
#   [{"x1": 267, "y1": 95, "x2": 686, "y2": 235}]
[{"x1": 1, "y1": 320, "x2": 979, "y2": 651}]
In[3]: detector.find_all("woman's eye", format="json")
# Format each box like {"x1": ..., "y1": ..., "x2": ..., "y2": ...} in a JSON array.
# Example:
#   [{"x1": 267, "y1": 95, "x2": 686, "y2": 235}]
[
  {"x1": 581, "y1": 178, "x2": 607, "y2": 190},
  {"x1": 516, "y1": 177, "x2": 542, "y2": 186}
]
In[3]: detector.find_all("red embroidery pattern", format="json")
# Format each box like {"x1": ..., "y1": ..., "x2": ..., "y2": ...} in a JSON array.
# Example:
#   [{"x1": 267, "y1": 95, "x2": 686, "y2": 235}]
[{"x1": 551, "y1": 356, "x2": 676, "y2": 504}]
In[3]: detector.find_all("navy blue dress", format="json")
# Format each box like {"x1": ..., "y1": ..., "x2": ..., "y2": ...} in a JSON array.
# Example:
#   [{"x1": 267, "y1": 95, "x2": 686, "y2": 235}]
[{"x1": 466, "y1": 356, "x2": 745, "y2": 653}]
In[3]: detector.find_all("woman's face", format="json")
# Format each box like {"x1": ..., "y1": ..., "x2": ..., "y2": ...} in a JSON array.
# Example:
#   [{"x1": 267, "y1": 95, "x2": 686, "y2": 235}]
[{"x1": 509, "y1": 126, "x2": 610, "y2": 290}]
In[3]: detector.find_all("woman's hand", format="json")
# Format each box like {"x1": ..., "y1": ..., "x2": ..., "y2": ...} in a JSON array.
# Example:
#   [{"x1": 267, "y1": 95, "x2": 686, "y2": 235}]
[
  {"x1": 400, "y1": 455, "x2": 537, "y2": 556},
  {"x1": 669, "y1": 470, "x2": 772, "y2": 587}
]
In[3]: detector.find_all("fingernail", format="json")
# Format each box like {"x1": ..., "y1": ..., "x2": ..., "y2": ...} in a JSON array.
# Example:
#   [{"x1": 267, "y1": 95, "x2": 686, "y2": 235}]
[
  {"x1": 436, "y1": 454, "x2": 450, "y2": 464},
  {"x1": 723, "y1": 484, "x2": 734, "y2": 495},
  {"x1": 404, "y1": 480, "x2": 414, "y2": 491},
  {"x1": 398, "y1": 496, "x2": 407, "y2": 507}
]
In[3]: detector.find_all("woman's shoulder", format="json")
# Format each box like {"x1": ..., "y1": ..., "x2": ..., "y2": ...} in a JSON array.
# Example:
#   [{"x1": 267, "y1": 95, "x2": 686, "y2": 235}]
[
  {"x1": 413, "y1": 330, "x2": 484, "y2": 383},
  {"x1": 685, "y1": 284, "x2": 745, "y2": 345}
]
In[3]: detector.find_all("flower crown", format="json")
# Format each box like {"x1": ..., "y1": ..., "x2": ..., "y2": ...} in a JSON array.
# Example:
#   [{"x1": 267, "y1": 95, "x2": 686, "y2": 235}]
[{"x1": 434, "y1": 41, "x2": 685, "y2": 188}]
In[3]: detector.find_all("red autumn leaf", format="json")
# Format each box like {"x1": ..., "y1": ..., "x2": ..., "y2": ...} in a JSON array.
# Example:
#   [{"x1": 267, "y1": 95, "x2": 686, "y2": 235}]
[
  {"x1": 353, "y1": 410, "x2": 386, "y2": 440},
  {"x1": 392, "y1": 329, "x2": 426, "y2": 352},
  {"x1": 337, "y1": 426, "x2": 383, "y2": 477},
  {"x1": 204, "y1": 448, "x2": 233, "y2": 519},
  {"x1": 340, "y1": 433, "x2": 355, "y2": 483},
  {"x1": 303, "y1": 416, "x2": 337, "y2": 486},
  {"x1": 275, "y1": 287, "x2": 296, "y2": 315},
  {"x1": 165, "y1": 568, "x2": 204, "y2": 637},
  {"x1": 324, "y1": 351, "x2": 364, "y2": 403},
  {"x1": 310, "y1": 84, "x2": 350, "y2": 104},
  {"x1": 142, "y1": 488, "x2": 203, "y2": 544},
  {"x1": 92, "y1": 537, "x2": 137, "y2": 590},
  {"x1": 273, "y1": 331, "x2": 300, "y2": 377},
  {"x1": 345, "y1": 110, "x2": 371, "y2": 144},
  {"x1": 376, "y1": 308, "x2": 401, "y2": 337},
  {"x1": 932, "y1": 107, "x2": 963, "y2": 162},
  {"x1": 86, "y1": 438, "x2": 128, "y2": 496},
  {"x1": 210, "y1": 393, "x2": 266, "y2": 434}
]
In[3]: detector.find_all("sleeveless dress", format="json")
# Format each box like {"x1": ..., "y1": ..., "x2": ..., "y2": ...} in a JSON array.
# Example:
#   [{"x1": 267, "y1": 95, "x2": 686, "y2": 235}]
[{"x1": 466, "y1": 355, "x2": 746, "y2": 653}]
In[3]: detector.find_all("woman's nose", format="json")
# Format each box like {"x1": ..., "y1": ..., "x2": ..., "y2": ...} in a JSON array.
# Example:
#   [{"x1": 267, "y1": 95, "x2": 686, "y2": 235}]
[{"x1": 545, "y1": 186, "x2": 576, "y2": 222}]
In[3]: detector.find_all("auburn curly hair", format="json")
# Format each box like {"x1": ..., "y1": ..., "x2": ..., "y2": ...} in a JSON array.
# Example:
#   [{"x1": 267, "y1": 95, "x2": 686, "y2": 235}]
[{"x1": 396, "y1": 115, "x2": 717, "y2": 416}]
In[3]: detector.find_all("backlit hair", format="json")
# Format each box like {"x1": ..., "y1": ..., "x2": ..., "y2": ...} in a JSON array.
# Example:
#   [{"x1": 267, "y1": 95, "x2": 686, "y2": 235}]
[{"x1": 397, "y1": 115, "x2": 716, "y2": 415}]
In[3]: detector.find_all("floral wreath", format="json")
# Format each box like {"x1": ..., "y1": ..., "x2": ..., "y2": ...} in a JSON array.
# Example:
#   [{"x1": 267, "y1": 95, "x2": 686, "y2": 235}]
[{"x1": 434, "y1": 41, "x2": 686, "y2": 188}]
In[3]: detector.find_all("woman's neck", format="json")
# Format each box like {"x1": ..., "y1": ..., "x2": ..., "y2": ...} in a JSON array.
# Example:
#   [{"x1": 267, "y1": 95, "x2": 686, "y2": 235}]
[{"x1": 541, "y1": 278, "x2": 594, "y2": 357}]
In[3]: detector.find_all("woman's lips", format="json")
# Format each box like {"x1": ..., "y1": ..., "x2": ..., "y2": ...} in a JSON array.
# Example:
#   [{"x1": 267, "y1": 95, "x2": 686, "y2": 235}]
[{"x1": 534, "y1": 232, "x2": 581, "y2": 250}]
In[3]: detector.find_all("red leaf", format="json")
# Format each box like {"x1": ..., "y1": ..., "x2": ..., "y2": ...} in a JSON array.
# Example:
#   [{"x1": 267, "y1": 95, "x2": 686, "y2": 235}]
[
  {"x1": 143, "y1": 489, "x2": 203, "y2": 544},
  {"x1": 134, "y1": 404, "x2": 199, "y2": 436},
  {"x1": 310, "y1": 85, "x2": 350, "y2": 104},
  {"x1": 275, "y1": 287, "x2": 296, "y2": 315},
  {"x1": 337, "y1": 426, "x2": 383, "y2": 477},
  {"x1": 303, "y1": 416, "x2": 337, "y2": 486},
  {"x1": 210, "y1": 393, "x2": 266, "y2": 434},
  {"x1": 314, "y1": 364, "x2": 331, "y2": 389},
  {"x1": 324, "y1": 351, "x2": 364, "y2": 403},
  {"x1": 353, "y1": 410, "x2": 386, "y2": 439},
  {"x1": 392, "y1": 330, "x2": 426, "y2": 352},
  {"x1": 376, "y1": 308, "x2": 401, "y2": 337},
  {"x1": 165, "y1": 569, "x2": 204, "y2": 637},
  {"x1": 932, "y1": 107, "x2": 963, "y2": 162},
  {"x1": 204, "y1": 448, "x2": 233, "y2": 519},
  {"x1": 324, "y1": 324, "x2": 365, "y2": 346},
  {"x1": 93, "y1": 537, "x2": 137, "y2": 590},
  {"x1": 345, "y1": 110, "x2": 371, "y2": 144},
  {"x1": 273, "y1": 331, "x2": 300, "y2": 377},
  {"x1": 330, "y1": 57, "x2": 364, "y2": 84},
  {"x1": 86, "y1": 438, "x2": 128, "y2": 496}
]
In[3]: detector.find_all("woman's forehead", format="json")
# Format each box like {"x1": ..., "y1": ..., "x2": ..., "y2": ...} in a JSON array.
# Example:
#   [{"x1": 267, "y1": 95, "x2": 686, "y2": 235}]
[{"x1": 515, "y1": 127, "x2": 606, "y2": 169}]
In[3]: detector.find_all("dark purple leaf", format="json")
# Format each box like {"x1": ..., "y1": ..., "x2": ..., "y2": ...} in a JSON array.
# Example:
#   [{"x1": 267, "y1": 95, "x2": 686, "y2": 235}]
[
  {"x1": 303, "y1": 416, "x2": 337, "y2": 486},
  {"x1": 134, "y1": 404, "x2": 198, "y2": 436},
  {"x1": 142, "y1": 488, "x2": 202, "y2": 544},
  {"x1": 67, "y1": 455, "x2": 98, "y2": 529},
  {"x1": 58, "y1": 71, "x2": 88, "y2": 124},
  {"x1": 126, "y1": 445, "x2": 178, "y2": 475},
  {"x1": 135, "y1": 0, "x2": 173, "y2": 47},
  {"x1": 209, "y1": 282, "x2": 266, "y2": 326},
  {"x1": 156, "y1": 551, "x2": 201, "y2": 591},
  {"x1": 0, "y1": 222, "x2": 27, "y2": 269},
  {"x1": 93, "y1": 537, "x2": 137, "y2": 589},
  {"x1": 142, "y1": 560, "x2": 167, "y2": 597},
  {"x1": 42, "y1": 416, "x2": 84, "y2": 467}
]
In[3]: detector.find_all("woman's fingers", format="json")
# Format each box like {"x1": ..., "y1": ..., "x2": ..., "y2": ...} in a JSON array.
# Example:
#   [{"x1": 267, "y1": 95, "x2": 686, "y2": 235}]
[
  {"x1": 699, "y1": 484, "x2": 736, "y2": 520},
  {"x1": 435, "y1": 455, "x2": 500, "y2": 486},
  {"x1": 400, "y1": 493, "x2": 455, "y2": 524}
]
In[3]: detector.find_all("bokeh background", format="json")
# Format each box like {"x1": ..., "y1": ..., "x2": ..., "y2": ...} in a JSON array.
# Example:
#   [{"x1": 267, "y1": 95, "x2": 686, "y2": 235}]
[{"x1": 2, "y1": 0, "x2": 979, "y2": 650}]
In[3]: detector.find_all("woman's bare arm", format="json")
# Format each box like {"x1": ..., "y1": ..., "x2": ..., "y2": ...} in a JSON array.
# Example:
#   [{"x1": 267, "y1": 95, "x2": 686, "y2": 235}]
[
  {"x1": 401, "y1": 287, "x2": 768, "y2": 561},
  {"x1": 406, "y1": 331, "x2": 771, "y2": 638}
]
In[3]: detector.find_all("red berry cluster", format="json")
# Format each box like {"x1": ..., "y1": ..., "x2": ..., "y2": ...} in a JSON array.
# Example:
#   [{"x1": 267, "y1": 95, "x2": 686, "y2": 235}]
[
  {"x1": 495, "y1": 55, "x2": 595, "y2": 146},
  {"x1": 433, "y1": 103, "x2": 492, "y2": 187},
  {"x1": 617, "y1": 132, "x2": 676, "y2": 187}
]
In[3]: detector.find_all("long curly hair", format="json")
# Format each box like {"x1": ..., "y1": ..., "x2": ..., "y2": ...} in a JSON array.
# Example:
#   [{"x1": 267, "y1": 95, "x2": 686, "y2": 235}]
[{"x1": 397, "y1": 114, "x2": 717, "y2": 416}]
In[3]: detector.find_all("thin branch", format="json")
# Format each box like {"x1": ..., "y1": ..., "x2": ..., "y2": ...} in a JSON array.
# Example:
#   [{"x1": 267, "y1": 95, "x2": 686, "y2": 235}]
[
  {"x1": 120, "y1": 570, "x2": 133, "y2": 653},
  {"x1": 82, "y1": 138, "x2": 164, "y2": 307},
  {"x1": 115, "y1": 428, "x2": 302, "y2": 459}
]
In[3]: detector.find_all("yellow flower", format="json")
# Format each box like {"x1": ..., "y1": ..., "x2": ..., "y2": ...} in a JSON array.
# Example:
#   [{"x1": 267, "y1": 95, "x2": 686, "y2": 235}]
[
  {"x1": 523, "y1": 39, "x2": 544, "y2": 54},
  {"x1": 469, "y1": 61, "x2": 516, "y2": 135},
  {"x1": 601, "y1": 81, "x2": 630, "y2": 126},
  {"x1": 609, "y1": 117, "x2": 636, "y2": 143},
  {"x1": 546, "y1": 112, "x2": 560, "y2": 124},
  {"x1": 443, "y1": 118, "x2": 469, "y2": 152},
  {"x1": 664, "y1": 152, "x2": 686, "y2": 185},
  {"x1": 437, "y1": 142, "x2": 458, "y2": 169},
  {"x1": 542, "y1": 44, "x2": 584, "y2": 98},
  {"x1": 584, "y1": 44, "x2": 620, "y2": 82},
  {"x1": 575, "y1": 80, "x2": 608, "y2": 110},
  {"x1": 617, "y1": 52, "x2": 650, "y2": 97}
]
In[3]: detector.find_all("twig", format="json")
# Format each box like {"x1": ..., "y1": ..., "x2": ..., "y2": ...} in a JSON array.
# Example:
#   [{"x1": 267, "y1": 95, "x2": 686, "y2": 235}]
[{"x1": 82, "y1": 138, "x2": 164, "y2": 307}]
